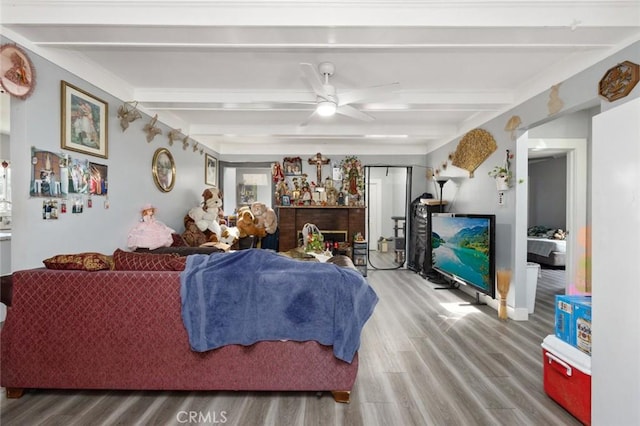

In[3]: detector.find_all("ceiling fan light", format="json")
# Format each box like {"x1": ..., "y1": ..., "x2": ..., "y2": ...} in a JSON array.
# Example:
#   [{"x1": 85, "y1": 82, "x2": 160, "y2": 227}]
[{"x1": 316, "y1": 100, "x2": 337, "y2": 117}]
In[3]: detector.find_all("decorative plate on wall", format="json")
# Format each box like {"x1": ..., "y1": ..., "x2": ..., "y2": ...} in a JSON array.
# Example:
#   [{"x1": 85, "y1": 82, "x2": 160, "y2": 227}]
[
  {"x1": 0, "y1": 44, "x2": 36, "y2": 100},
  {"x1": 598, "y1": 60, "x2": 639, "y2": 102}
]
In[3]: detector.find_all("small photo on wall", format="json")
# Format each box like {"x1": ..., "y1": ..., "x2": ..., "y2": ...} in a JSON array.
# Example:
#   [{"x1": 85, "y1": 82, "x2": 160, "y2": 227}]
[
  {"x1": 67, "y1": 157, "x2": 90, "y2": 194},
  {"x1": 89, "y1": 162, "x2": 108, "y2": 195},
  {"x1": 30, "y1": 148, "x2": 66, "y2": 198}
]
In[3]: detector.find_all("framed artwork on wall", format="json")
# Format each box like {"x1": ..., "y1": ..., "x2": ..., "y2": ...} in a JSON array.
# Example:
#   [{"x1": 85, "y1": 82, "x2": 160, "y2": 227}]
[
  {"x1": 283, "y1": 157, "x2": 302, "y2": 175},
  {"x1": 205, "y1": 153, "x2": 218, "y2": 186},
  {"x1": 152, "y1": 148, "x2": 175, "y2": 192},
  {"x1": 61, "y1": 80, "x2": 109, "y2": 159}
]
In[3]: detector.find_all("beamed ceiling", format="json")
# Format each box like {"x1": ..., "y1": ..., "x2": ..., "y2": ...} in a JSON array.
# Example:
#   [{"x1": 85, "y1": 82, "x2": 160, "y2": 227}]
[{"x1": 1, "y1": 0, "x2": 639, "y2": 155}]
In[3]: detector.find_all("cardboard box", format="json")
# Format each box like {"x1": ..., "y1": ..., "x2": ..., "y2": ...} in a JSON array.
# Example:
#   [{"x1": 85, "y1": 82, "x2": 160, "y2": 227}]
[
  {"x1": 555, "y1": 295, "x2": 592, "y2": 350},
  {"x1": 377, "y1": 240, "x2": 388, "y2": 252},
  {"x1": 574, "y1": 299, "x2": 592, "y2": 355},
  {"x1": 541, "y1": 335, "x2": 591, "y2": 425}
]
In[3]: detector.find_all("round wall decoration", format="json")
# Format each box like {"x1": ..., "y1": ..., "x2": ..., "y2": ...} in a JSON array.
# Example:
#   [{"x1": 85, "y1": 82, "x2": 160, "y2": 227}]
[
  {"x1": 152, "y1": 148, "x2": 176, "y2": 192},
  {"x1": 0, "y1": 43, "x2": 36, "y2": 100}
]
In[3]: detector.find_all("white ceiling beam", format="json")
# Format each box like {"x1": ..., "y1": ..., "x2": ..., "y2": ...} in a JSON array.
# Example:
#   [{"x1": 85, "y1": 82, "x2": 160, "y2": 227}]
[
  {"x1": 2, "y1": 1, "x2": 638, "y2": 27},
  {"x1": 133, "y1": 88, "x2": 513, "y2": 108}
]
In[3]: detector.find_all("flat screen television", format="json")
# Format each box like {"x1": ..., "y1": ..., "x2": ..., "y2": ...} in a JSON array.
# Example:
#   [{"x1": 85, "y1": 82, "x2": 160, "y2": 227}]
[{"x1": 429, "y1": 213, "x2": 496, "y2": 299}]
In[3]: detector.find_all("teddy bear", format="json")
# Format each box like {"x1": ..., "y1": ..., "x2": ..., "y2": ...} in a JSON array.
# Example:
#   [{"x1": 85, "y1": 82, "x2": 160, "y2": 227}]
[
  {"x1": 250, "y1": 201, "x2": 277, "y2": 234},
  {"x1": 182, "y1": 188, "x2": 227, "y2": 245},
  {"x1": 236, "y1": 207, "x2": 266, "y2": 238},
  {"x1": 202, "y1": 187, "x2": 226, "y2": 225},
  {"x1": 187, "y1": 204, "x2": 222, "y2": 241},
  {"x1": 218, "y1": 226, "x2": 240, "y2": 246}
]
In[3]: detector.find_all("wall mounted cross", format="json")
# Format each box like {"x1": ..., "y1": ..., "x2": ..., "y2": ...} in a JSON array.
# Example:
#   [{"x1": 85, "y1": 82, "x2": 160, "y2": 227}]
[{"x1": 308, "y1": 152, "x2": 330, "y2": 185}]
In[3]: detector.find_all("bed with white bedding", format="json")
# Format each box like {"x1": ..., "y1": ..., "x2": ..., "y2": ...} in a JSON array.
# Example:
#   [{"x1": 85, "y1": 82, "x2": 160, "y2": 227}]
[{"x1": 527, "y1": 226, "x2": 566, "y2": 267}]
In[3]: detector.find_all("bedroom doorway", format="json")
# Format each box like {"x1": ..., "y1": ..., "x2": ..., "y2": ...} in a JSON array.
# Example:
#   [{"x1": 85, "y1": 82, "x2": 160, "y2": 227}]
[{"x1": 525, "y1": 138, "x2": 588, "y2": 296}]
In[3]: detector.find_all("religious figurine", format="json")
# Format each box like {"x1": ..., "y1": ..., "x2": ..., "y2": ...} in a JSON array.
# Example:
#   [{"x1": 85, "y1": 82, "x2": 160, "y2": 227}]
[
  {"x1": 271, "y1": 161, "x2": 284, "y2": 183},
  {"x1": 325, "y1": 176, "x2": 338, "y2": 206},
  {"x1": 308, "y1": 152, "x2": 330, "y2": 184},
  {"x1": 291, "y1": 177, "x2": 301, "y2": 201}
]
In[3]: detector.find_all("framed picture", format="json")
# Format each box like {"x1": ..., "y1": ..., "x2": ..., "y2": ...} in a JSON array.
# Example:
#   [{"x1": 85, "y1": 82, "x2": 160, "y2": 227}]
[
  {"x1": 61, "y1": 80, "x2": 109, "y2": 159},
  {"x1": 205, "y1": 154, "x2": 218, "y2": 186},
  {"x1": 281, "y1": 195, "x2": 291, "y2": 206},
  {"x1": 283, "y1": 157, "x2": 302, "y2": 175},
  {"x1": 152, "y1": 148, "x2": 176, "y2": 192}
]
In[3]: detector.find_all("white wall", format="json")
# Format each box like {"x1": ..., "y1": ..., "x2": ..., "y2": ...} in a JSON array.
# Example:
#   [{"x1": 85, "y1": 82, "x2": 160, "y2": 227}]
[
  {"x1": 425, "y1": 40, "x2": 640, "y2": 317},
  {"x1": 7, "y1": 40, "x2": 220, "y2": 271},
  {"x1": 591, "y1": 97, "x2": 640, "y2": 425},
  {"x1": 528, "y1": 156, "x2": 567, "y2": 229}
]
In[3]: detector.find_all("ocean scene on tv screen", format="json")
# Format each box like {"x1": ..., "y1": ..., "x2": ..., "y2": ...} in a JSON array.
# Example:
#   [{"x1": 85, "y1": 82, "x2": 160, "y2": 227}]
[{"x1": 431, "y1": 216, "x2": 491, "y2": 291}]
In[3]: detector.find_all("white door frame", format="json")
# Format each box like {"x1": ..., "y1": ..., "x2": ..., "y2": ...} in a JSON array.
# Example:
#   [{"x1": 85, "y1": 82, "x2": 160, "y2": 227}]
[{"x1": 524, "y1": 138, "x2": 588, "y2": 295}]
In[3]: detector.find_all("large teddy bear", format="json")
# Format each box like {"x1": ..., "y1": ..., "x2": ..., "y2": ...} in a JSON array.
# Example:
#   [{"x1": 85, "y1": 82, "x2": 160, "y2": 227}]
[
  {"x1": 250, "y1": 202, "x2": 278, "y2": 234},
  {"x1": 236, "y1": 206, "x2": 267, "y2": 238},
  {"x1": 183, "y1": 188, "x2": 234, "y2": 246}
]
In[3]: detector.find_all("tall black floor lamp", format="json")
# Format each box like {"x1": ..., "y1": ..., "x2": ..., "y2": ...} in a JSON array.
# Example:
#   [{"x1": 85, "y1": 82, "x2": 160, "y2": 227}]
[{"x1": 435, "y1": 178, "x2": 449, "y2": 212}]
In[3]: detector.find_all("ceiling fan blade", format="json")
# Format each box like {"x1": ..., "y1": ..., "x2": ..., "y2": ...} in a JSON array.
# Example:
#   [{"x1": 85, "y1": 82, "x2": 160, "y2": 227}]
[
  {"x1": 336, "y1": 105, "x2": 375, "y2": 122},
  {"x1": 300, "y1": 63, "x2": 329, "y2": 98},
  {"x1": 337, "y1": 82, "x2": 400, "y2": 106},
  {"x1": 299, "y1": 109, "x2": 319, "y2": 127}
]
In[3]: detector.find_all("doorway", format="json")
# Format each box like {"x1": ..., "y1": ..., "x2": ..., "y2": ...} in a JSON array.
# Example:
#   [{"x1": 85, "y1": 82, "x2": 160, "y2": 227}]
[
  {"x1": 365, "y1": 166, "x2": 412, "y2": 270},
  {"x1": 525, "y1": 138, "x2": 588, "y2": 296}
]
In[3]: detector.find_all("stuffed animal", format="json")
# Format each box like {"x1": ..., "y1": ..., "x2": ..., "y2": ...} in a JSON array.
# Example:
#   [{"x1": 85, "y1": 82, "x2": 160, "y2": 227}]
[
  {"x1": 553, "y1": 229, "x2": 567, "y2": 240},
  {"x1": 202, "y1": 187, "x2": 226, "y2": 225},
  {"x1": 236, "y1": 207, "x2": 266, "y2": 238},
  {"x1": 250, "y1": 201, "x2": 278, "y2": 234},
  {"x1": 127, "y1": 204, "x2": 175, "y2": 250},
  {"x1": 182, "y1": 188, "x2": 227, "y2": 245},
  {"x1": 182, "y1": 220, "x2": 208, "y2": 247},
  {"x1": 218, "y1": 226, "x2": 240, "y2": 246},
  {"x1": 187, "y1": 205, "x2": 222, "y2": 241}
]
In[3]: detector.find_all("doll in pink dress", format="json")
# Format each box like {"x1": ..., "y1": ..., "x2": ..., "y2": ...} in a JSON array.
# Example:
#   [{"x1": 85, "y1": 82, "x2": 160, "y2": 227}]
[{"x1": 127, "y1": 204, "x2": 175, "y2": 250}]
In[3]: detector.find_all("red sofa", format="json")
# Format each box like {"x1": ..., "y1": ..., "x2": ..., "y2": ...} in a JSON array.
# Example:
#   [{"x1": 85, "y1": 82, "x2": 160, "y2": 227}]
[{"x1": 0, "y1": 268, "x2": 358, "y2": 402}]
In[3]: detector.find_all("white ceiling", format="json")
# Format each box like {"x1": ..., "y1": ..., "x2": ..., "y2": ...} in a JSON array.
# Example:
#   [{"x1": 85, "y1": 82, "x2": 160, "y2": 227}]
[{"x1": 1, "y1": 1, "x2": 639, "y2": 155}]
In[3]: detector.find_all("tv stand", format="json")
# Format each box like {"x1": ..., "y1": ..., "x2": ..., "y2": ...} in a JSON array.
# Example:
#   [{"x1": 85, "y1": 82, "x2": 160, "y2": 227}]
[
  {"x1": 429, "y1": 274, "x2": 458, "y2": 290},
  {"x1": 459, "y1": 292, "x2": 487, "y2": 306}
]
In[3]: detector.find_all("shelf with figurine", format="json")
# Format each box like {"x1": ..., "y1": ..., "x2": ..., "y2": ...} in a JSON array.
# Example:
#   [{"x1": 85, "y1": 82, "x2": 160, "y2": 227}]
[{"x1": 272, "y1": 155, "x2": 365, "y2": 208}]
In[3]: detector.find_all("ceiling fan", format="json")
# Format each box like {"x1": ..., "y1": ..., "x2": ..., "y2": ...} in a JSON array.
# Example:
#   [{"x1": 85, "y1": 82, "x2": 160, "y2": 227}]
[{"x1": 299, "y1": 62, "x2": 400, "y2": 126}]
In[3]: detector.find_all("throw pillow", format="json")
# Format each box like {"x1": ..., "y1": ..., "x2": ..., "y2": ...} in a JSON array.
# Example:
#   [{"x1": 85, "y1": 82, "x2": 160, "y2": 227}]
[
  {"x1": 113, "y1": 248, "x2": 185, "y2": 271},
  {"x1": 43, "y1": 252, "x2": 113, "y2": 271}
]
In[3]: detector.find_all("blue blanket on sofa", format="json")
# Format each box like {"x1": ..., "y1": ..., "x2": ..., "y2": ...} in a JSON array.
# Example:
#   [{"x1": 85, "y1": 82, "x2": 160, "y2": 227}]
[{"x1": 180, "y1": 249, "x2": 378, "y2": 363}]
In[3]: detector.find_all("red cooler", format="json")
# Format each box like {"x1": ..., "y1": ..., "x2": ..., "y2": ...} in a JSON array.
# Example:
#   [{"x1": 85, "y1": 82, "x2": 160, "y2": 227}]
[{"x1": 541, "y1": 335, "x2": 591, "y2": 425}]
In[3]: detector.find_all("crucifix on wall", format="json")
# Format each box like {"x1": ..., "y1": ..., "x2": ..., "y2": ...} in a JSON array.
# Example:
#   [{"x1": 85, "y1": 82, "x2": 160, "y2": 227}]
[{"x1": 308, "y1": 152, "x2": 330, "y2": 184}]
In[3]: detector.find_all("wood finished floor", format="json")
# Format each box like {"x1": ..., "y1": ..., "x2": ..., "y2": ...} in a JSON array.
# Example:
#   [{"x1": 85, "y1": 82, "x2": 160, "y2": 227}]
[{"x1": 0, "y1": 263, "x2": 578, "y2": 426}]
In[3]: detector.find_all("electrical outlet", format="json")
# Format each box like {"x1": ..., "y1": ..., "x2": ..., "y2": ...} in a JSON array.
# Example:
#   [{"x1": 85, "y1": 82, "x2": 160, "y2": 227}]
[{"x1": 498, "y1": 191, "x2": 505, "y2": 205}]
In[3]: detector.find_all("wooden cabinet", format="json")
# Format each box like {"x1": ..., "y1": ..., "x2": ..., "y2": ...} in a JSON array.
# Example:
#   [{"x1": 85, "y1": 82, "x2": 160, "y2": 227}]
[{"x1": 277, "y1": 206, "x2": 365, "y2": 252}]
